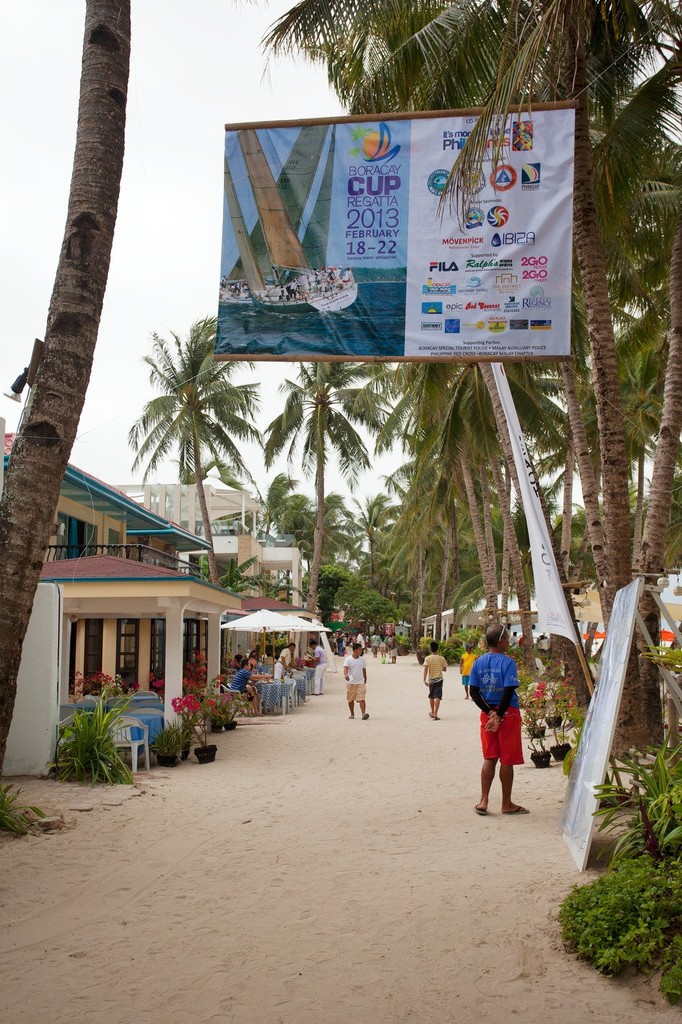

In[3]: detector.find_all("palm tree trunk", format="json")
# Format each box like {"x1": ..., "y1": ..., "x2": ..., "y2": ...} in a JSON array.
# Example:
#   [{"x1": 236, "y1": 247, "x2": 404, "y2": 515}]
[
  {"x1": 193, "y1": 457, "x2": 220, "y2": 585},
  {"x1": 0, "y1": 0, "x2": 130, "y2": 771},
  {"x1": 635, "y1": 211, "x2": 682, "y2": 748},
  {"x1": 480, "y1": 470, "x2": 497, "y2": 588},
  {"x1": 435, "y1": 520, "x2": 452, "y2": 640},
  {"x1": 560, "y1": 360, "x2": 610, "y2": 615},
  {"x1": 307, "y1": 451, "x2": 325, "y2": 613},
  {"x1": 415, "y1": 544, "x2": 427, "y2": 647},
  {"x1": 490, "y1": 459, "x2": 534, "y2": 671},
  {"x1": 560, "y1": 442, "x2": 575, "y2": 575},
  {"x1": 460, "y1": 452, "x2": 498, "y2": 617},
  {"x1": 632, "y1": 453, "x2": 645, "y2": 571},
  {"x1": 450, "y1": 501, "x2": 460, "y2": 594},
  {"x1": 566, "y1": 38, "x2": 633, "y2": 614}
]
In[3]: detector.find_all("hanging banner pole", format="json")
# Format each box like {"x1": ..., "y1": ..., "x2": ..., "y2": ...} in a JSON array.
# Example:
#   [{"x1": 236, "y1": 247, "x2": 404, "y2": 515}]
[{"x1": 490, "y1": 362, "x2": 593, "y2": 693}]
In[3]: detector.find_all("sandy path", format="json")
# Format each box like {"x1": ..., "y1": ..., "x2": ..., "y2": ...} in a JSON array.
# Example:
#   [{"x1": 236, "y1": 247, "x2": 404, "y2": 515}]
[{"x1": 0, "y1": 656, "x2": 676, "y2": 1024}]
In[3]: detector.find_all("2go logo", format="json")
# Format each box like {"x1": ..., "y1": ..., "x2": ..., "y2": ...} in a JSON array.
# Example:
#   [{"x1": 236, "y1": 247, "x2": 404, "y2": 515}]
[{"x1": 521, "y1": 255, "x2": 549, "y2": 280}]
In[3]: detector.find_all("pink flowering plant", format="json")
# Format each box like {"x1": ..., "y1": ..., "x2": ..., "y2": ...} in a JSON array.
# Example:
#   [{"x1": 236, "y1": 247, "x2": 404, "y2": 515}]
[
  {"x1": 171, "y1": 693, "x2": 213, "y2": 749},
  {"x1": 207, "y1": 690, "x2": 245, "y2": 726}
]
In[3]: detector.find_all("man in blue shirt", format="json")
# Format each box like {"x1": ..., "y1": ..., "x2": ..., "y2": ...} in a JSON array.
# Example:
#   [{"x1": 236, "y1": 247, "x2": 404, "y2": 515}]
[
  {"x1": 468, "y1": 623, "x2": 528, "y2": 816},
  {"x1": 229, "y1": 653, "x2": 263, "y2": 716}
]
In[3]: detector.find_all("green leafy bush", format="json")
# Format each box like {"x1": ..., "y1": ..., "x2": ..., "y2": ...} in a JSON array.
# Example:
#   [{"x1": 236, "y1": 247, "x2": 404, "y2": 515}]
[
  {"x1": 594, "y1": 743, "x2": 682, "y2": 864},
  {"x1": 559, "y1": 857, "x2": 682, "y2": 1002},
  {"x1": 0, "y1": 784, "x2": 45, "y2": 835},
  {"x1": 151, "y1": 723, "x2": 184, "y2": 757},
  {"x1": 53, "y1": 702, "x2": 133, "y2": 785}
]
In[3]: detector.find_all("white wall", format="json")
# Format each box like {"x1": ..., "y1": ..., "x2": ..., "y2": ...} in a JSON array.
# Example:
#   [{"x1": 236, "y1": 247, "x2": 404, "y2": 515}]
[{"x1": 5, "y1": 582, "x2": 61, "y2": 776}]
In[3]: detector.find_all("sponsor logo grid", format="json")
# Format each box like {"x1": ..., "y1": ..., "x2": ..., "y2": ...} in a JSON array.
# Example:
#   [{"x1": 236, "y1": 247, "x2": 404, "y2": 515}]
[{"x1": 404, "y1": 109, "x2": 572, "y2": 356}]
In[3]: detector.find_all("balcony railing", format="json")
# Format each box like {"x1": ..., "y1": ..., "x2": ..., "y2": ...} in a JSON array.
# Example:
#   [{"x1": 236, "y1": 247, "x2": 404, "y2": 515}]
[{"x1": 44, "y1": 544, "x2": 203, "y2": 578}]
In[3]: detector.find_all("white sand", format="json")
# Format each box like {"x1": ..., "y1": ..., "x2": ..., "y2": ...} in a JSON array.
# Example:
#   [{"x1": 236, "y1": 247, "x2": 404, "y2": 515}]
[{"x1": 0, "y1": 655, "x2": 677, "y2": 1024}]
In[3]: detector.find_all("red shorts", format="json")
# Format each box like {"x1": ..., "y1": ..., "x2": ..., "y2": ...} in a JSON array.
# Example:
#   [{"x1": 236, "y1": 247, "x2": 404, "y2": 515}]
[{"x1": 480, "y1": 707, "x2": 524, "y2": 765}]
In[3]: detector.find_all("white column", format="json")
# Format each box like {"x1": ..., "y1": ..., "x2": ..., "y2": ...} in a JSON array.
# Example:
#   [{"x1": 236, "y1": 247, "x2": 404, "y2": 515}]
[
  {"x1": 241, "y1": 492, "x2": 246, "y2": 530},
  {"x1": 206, "y1": 611, "x2": 222, "y2": 684},
  {"x1": 60, "y1": 616, "x2": 72, "y2": 703},
  {"x1": 163, "y1": 604, "x2": 186, "y2": 722}
]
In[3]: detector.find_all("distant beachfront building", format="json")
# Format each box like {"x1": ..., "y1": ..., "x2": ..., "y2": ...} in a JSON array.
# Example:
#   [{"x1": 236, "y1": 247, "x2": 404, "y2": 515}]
[{"x1": 117, "y1": 481, "x2": 302, "y2": 603}]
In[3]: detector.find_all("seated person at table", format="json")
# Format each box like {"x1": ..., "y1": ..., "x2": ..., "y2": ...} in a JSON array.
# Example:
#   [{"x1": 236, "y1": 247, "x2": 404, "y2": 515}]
[
  {"x1": 230, "y1": 651, "x2": 244, "y2": 669},
  {"x1": 229, "y1": 654, "x2": 265, "y2": 715}
]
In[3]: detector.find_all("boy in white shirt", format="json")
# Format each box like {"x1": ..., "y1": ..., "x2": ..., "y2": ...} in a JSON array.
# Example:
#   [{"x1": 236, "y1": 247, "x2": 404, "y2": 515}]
[{"x1": 343, "y1": 642, "x2": 369, "y2": 720}]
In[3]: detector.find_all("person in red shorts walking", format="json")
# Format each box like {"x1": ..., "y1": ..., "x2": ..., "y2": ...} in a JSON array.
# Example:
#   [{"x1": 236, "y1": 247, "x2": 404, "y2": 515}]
[{"x1": 468, "y1": 623, "x2": 529, "y2": 816}]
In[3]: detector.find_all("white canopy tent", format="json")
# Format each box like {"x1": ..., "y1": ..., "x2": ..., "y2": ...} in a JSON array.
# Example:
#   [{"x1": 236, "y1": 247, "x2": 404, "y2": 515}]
[{"x1": 221, "y1": 609, "x2": 337, "y2": 672}]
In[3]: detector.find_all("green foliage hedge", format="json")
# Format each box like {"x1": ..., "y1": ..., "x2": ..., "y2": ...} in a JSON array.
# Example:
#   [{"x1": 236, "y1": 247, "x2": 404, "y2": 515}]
[{"x1": 559, "y1": 857, "x2": 682, "y2": 1003}]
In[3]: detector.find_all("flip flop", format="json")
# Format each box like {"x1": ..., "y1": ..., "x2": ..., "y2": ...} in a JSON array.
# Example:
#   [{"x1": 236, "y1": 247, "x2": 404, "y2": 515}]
[
  {"x1": 474, "y1": 806, "x2": 488, "y2": 816},
  {"x1": 429, "y1": 713, "x2": 434, "y2": 718},
  {"x1": 502, "y1": 806, "x2": 530, "y2": 814},
  {"x1": 362, "y1": 713, "x2": 370, "y2": 720}
]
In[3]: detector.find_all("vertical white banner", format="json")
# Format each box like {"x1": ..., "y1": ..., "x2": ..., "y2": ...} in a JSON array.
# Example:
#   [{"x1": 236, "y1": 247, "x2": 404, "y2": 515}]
[{"x1": 491, "y1": 362, "x2": 576, "y2": 641}]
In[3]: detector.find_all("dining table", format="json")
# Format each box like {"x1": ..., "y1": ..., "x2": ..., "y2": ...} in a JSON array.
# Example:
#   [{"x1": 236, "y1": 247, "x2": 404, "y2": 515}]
[
  {"x1": 60, "y1": 700, "x2": 165, "y2": 744},
  {"x1": 254, "y1": 680, "x2": 291, "y2": 714}
]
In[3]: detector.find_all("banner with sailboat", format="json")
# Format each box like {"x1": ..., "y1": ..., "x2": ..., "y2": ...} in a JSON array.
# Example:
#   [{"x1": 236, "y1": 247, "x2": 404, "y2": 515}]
[{"x1": 215, "y1": 107, "x2": 574, "y2": 361}]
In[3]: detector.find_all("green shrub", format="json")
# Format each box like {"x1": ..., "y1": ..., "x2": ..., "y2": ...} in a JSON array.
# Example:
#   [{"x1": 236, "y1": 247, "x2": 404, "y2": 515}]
[
  {"x1": 594, "y1": 743, "x2": 682, "y2": 864},
  {"x1": 559, "y1": 857, "x2": 682, "y2": 1002},
  {"x1": 53, "y1": 702, "x2": 133, "y2": 785},
  {"x1": 152, "y1": 723, "x2": 184, "y2": 756},
  {"x1": 0, "y1": 784, "x2": 45, "y2": 835}
]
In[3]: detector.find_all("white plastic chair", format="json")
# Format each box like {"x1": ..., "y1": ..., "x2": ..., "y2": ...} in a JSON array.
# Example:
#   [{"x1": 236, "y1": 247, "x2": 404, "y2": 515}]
[{"x1": 113, "y1": 715, "x2": 150, "y2": 772}]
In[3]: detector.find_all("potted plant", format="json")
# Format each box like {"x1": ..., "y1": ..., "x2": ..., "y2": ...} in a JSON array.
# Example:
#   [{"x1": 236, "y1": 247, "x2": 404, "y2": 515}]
[
  {"x1": 529, "y1": 735, "x2": 552, "y2": 768},
  {"x1": 521, "y1": 682, "x2": 547, "y2": 740},
  {"x1": 209, "y1": 690, "x2": 244, "y2": 731},
  {"x1": 171, "y1": 694, "x2": 217, "y2": 763},
  {"x1": 152, "y1": 723, "x2": 184, "y2": 767}
]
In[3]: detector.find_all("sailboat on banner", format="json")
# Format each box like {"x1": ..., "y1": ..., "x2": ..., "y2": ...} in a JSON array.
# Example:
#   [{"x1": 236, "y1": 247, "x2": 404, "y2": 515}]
[{"x1": 220, "y1": 127, "x2": 357, "y2": 314}]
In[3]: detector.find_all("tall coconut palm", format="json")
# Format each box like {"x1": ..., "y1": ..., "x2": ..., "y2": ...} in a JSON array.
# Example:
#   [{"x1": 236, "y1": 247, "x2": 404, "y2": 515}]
[
  {"x1": 263, "y1": 362, "x2": 386, "y2": 612},
  {"x1": 129, "y1": 317, "x2": 261, "y2": 585},
  {"x1": 352, "y1": 493, "x2": 395, "y2": 589},
  {"x1": 0, "y1": 0, "x2": 131, "y2": 771}
]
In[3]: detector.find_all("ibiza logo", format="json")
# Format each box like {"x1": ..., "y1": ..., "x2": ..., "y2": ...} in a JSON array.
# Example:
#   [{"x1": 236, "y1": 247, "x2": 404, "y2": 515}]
[
  {"x1": 350, "y1": 122, "x2": 401, "y2": 162},
  {"x1": 427, "y1": 169, "x2": 450, "y2": 196},
  {"x1": 490, "y1": 165, "x2": 517, "y2": 191},
  {"x1": 492, "y1": 231, "x2": 536, "y2": 247},
  {"x1": 512, "y1": 120, "x2": 534, "y2": 151}
]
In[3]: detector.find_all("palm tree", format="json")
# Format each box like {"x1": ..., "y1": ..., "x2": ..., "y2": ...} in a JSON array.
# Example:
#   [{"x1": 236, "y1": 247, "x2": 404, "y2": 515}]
[
  {"x1": 257, "y1": 473, "x2": 300, "y2": 538},
  {"x1": 129, "y1": 317, "x2": 261, "y2": 584},
  {"x1": 352, "y1": 493, "x2": 395, "y2": 589},
  {"x1": 263, "y1": 362, "x2": 386, "y2": 612},
  {"x1": 0, "y1": 0, "x2": 131, "y2": 771}
]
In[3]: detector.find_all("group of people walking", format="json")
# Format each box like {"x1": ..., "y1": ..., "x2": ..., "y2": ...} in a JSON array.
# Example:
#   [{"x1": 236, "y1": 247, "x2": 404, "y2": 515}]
[{"x1": 231, "y1": 623, "x2": 529, "y2": 816}]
